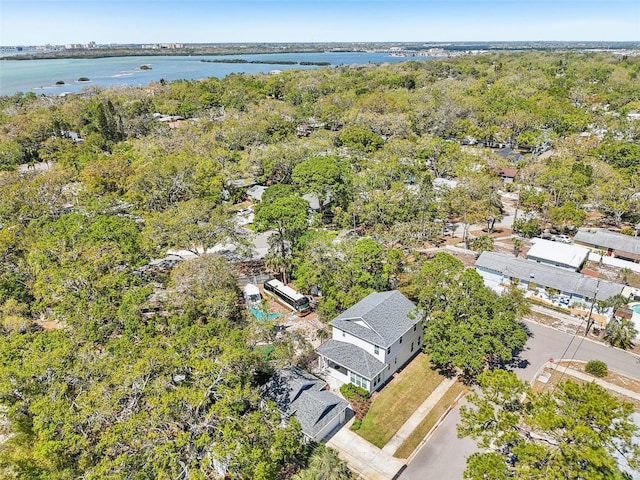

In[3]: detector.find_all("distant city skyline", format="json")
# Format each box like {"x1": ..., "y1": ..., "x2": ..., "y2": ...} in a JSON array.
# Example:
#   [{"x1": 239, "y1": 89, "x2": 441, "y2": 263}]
[{"x1": 1, "y1": 0, "x2": 638, "y2": 45}]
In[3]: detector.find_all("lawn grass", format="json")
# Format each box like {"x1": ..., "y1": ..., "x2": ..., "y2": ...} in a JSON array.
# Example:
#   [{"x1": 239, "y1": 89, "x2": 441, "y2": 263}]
[
  {"x1": 356, "y1": 353, "x2": 445, "y2": 448},
  {"x1": 394, "y1": 381, "x2": 466, "y2": 459}
]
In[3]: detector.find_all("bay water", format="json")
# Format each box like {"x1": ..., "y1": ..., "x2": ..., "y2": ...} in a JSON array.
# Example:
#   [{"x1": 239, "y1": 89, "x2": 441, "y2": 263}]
[{"x1": 0, "y1": 52, "x2": 430, "y2": 96}]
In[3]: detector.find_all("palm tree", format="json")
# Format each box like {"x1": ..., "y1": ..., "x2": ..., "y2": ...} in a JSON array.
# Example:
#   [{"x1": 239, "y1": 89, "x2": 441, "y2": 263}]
[
  {"x1": 293, "y1": 445, "x2": 352, "y2": 480},
  {"x1": 605, "y1": 317, "x2": 638, "y2": 350},
  {"x1": 513, "y1": 238, "x2": 523, "y2": 257}
]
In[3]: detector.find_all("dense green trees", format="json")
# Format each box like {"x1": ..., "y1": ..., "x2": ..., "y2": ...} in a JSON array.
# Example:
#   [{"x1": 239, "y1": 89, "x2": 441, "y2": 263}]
[
  {"x1": 0, "y1": 50, "x2": 639, "y2": 478},
  {"x1": 459, "y1": 370, "x2": 640, "y2": 479},
  {"x1": 254, "y1": 195, "x2": 310, "y2": 284},
  {"x1": 415, "y1": 253, "x2": 528, "y2": 380}
]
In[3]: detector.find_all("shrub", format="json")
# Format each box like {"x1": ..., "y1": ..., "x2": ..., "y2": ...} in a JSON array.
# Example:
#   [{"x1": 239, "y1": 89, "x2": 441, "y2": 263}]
[
  {"x1": 352, "y1": 420, "x2": 362, "y2": 430},
  {"x1": 585, "y1": 360, "x2": 608, "y2": 378},
  {"x1": 340, "y1": 383, "x2": 370, "y2": 400}
]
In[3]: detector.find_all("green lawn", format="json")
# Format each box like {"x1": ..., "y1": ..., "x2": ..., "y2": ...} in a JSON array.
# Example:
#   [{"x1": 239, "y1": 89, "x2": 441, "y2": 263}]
[
  {"x1": 356, "y1": 353, "x2": 445, "y2": 448},
  {"x1": 394, "y1": 381, "x2": 466, "y2": 458}
]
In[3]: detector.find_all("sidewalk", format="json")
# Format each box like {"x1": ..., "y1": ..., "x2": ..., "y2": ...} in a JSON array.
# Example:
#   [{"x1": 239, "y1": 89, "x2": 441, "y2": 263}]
[
  {"x1": 382, "y1": 377, "x2": 457, "y2": 455},
  {"x1": 535, "y1": 362, "x2": 640, "y2": 401},
  {"x1": 326, "y1": 377, "x2": 459, "y2": 479}
]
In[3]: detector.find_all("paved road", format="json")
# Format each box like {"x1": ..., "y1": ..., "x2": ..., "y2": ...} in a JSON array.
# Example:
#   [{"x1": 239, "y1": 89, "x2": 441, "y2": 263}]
[{"x1": 400, "y1": 319, "x2": 640, "y2": 480}]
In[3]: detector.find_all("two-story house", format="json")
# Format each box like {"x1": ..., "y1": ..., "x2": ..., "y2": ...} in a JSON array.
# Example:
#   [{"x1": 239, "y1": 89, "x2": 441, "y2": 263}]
[{"x1": 316, "y1": 290, "x2": 423, "y2": 393}]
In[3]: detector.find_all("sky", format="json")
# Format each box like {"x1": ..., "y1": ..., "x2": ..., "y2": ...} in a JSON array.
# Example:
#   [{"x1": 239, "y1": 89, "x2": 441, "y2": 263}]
[{"x1": 1, "y1": 0, "x2": 638, "y2": 45}]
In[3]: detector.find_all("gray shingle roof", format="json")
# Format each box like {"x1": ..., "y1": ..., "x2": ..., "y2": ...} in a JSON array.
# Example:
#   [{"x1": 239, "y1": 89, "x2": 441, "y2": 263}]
[
  {"x1": 575, "y1": 229, "x2": 640, "y2": 258},
  {"x1": 316, "y1": 339, "x2": 387, "y2": 379},
  {"x1": 292, "y1": 390, "x2": 349, "y2": 439},
  {"x1": 475, "y1": 251, "x2": 625, "y2": 301},
  {"x1": 263, "y1": 367, "x2": 348, "y2": 440},
  {"x1": 331, "y1": 290, "x2": 418, "y2": 348}
]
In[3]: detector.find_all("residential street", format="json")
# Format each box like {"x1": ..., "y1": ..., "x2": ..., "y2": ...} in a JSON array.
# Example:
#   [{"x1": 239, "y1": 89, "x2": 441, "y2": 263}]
[{"x1": 400, "y1": 319, "x2": 640, "y2": 480}]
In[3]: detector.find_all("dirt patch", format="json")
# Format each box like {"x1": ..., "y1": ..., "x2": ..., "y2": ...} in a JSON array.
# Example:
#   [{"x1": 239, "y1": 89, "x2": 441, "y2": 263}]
[
  {"x1": 469, "y1": 227, "x2": 513, "y2": 239},
  {"x1": 582, "y1": 260, "x2": 628, "y2": 283},
  {"x1": 277, "y1": 311, "x2": 325, "y2": 348},
  {"x1": 35, "y1": 319, "x2": 63, "y2": 330}
]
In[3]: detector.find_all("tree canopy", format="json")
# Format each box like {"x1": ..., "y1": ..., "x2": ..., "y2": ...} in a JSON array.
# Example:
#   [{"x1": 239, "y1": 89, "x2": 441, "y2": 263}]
[
  {"x1": 415, "y1": 253, "x2": 529, "y2": 381},
  {"x1": 458, "y1": 369, "x2": 640, "y2": 480}
]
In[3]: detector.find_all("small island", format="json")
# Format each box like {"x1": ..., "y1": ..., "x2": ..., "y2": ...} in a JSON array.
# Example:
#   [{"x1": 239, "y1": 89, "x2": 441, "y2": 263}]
[
  {"x1": 140, "y1": 64, "x2": 152, "y2": 70},
  {"x1": 200, "y1": 59, "x2": 330, "y2": 66},
  {"x1": 77, "y1": 77, "x2": 90, "y2": 82},
  {"x1": 55, "y1": 80, "x2": 65, "y2": 85}
]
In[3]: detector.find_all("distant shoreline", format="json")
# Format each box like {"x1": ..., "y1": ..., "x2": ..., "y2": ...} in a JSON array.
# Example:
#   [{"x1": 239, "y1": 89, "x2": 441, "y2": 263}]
[
  {"x1": 2, "y1": 41, "x2": 639, "y2": 61},
  {"x1": 0, "y1": 47, "x2": 361, "y2": 61}
]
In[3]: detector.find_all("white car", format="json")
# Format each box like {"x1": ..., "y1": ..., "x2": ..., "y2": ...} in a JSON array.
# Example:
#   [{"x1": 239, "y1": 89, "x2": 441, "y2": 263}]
[{"x1": 555, "y1": 235, "x2": 572, "y2": 244}]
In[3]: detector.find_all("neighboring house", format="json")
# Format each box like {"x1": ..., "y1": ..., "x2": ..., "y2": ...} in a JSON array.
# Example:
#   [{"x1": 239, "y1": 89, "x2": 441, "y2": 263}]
[
  {"x1": 497, "y1": 167, "x2": 519, "y2": 183},
  {"x1": 316, "y1": 290, "x2": 423, "y2": 393},
  {"x1": 264, "y1": 366, "x2": 349, "y2": 442},
  {"x1": 495, "y1": 147, "x2": 523, "y2": 163},
  {"x1": 246, "y1": 185, "x2": 268, "y2": 203},
  {"x1": 60, "y1": 130, "x2": 84, "y2": 143},
  {"x1": 526, "y1": 238, "x2": 589, "y2": 271},
  {"x1": 302, "y1": 193, "x2": 332, "y2": 213},
  {"x1": 574, "y1": 229, "x2": 640, "y2": 263},
  {"x1": 475, "y1": 251, "x2": 628, "y2": 322}
]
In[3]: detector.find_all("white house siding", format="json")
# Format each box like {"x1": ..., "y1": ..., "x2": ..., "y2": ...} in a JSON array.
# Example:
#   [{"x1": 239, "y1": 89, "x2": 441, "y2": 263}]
[
  {"x1": 329, "y1": 323, "x2": 424, "y2": 389},
  {"x1": 476, "y1": 268, "x2": 506, "y2": 293},
  {"x1": 331, "y1": 327, "x2": 386, "y2": 362},
  {"x1": 477, "y1": 266, "x2": 603, "y2": 312},
  {"x1": 381, "y1": 327, "x2": 424, "y2": 384},
  {"x1": 528, "y1": 256, "x2": 577, "y2": 271}
]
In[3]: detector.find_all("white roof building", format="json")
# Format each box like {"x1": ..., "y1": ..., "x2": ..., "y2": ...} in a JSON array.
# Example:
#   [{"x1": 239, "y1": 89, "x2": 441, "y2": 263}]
[{"x1": 526, "y1": 238, "x2": 590, "y2": 271}]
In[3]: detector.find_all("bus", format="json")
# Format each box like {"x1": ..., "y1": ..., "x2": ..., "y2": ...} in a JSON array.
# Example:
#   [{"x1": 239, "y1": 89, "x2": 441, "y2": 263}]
[{"x1": 263, "y1": 279, "x2": 311, "y2": 315}]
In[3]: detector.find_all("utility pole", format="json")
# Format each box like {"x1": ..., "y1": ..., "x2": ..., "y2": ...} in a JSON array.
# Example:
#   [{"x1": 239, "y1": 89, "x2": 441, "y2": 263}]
[{"x1": 584, "y1": 279, "x2": 600, "y2": 337}]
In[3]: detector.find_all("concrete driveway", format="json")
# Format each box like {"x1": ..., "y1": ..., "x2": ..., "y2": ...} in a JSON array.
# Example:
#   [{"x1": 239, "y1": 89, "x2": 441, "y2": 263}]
[
  {"x1": 400, "y1": 319, "x2": 640, "y2": 479},
  {"x1": 326, "y1": 418, "x2": 405, "y2": 480}
]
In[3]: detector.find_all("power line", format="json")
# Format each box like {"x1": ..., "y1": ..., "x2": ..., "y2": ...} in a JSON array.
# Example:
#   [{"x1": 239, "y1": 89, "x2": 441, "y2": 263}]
[{"x1": 551, "y1": 280, "x2": 600, "y2": 394}]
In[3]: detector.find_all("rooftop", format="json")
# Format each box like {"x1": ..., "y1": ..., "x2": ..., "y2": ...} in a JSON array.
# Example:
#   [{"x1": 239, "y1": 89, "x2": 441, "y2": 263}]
[
  {"x1": 476, "y1": 251, "x2": 625, "y2": 301},
  {"x1": 316, "y1": 339, "x2": 387, "y2": 380},
  {"x1": 331, "y1": 290, "x2": 418, "y2": 348},
  {"x1": 264, "y1": 366, "x2": 349, "y2": 440},
  {"x1": 575, "y1": 229, "x2": 640, "y2": 259},
  {"x1": 527, "y1": 238, "x2": 590, "y2": 270}
]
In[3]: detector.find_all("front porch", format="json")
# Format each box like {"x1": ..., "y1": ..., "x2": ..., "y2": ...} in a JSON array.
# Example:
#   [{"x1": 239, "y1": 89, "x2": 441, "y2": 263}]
[
  {"x1": 318, "y1": 357, "x2": 351, "y2": 391},
  {"x1": 316, "y1": 340, "x2": 387, "y2": 393}
]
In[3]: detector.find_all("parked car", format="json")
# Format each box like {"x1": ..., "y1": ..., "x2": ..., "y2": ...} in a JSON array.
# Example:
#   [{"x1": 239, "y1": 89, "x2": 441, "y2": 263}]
[{"x1": 554, "y1": 235, "x2": 572, "y2": 244}]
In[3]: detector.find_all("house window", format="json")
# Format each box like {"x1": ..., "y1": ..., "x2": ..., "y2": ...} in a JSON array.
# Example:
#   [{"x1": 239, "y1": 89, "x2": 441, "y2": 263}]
[
  {"x1": 411, "y1": 342, "x2": 414, "y2": 352},
  {"x1": 374, "y1": 345, "x2": 379, "y2": 355},
  {"x1": 414, "y1": 324, "x2": 417, "y2": 331},
  {"x1": 399, "y1": 336, "x2": 403, "y2": 344},
  {"x1": 342, "y1": 330, "x2": 345, "y2": 337},
  {"x1": 387, "y1": 347, "x2": 391, "y2": 355},
  {"x1": 395, "y1": 357, "x2": 397, "y2": 365},
  {"x1": 349, "y1": 371, "x2": 369, "y2": 390}
]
